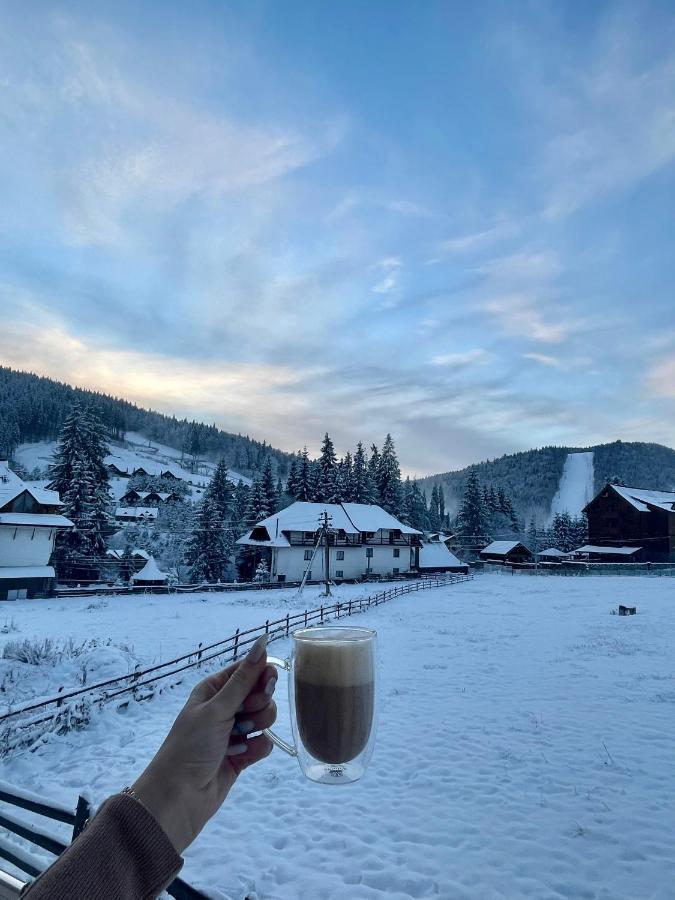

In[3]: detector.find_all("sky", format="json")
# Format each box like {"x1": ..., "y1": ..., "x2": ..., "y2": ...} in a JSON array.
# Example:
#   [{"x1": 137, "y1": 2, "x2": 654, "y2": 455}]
[{"x1": 1, "y1": 1, "x2": 674, "y2": 476}]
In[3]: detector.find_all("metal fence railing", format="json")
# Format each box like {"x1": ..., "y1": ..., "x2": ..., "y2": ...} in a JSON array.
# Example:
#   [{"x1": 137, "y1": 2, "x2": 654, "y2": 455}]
[{"x1": 1, "y1": 574, "x2": 473, "y2": 755}]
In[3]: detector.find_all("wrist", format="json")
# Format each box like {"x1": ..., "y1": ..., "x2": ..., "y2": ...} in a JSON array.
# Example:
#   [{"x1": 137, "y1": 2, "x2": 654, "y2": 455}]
[{"x1": 131, "y1": 766, "x2": 192, "y2": 855}]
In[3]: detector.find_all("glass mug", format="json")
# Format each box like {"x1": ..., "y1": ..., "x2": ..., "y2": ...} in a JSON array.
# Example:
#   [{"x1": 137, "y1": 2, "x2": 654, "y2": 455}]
[{"x1": 264, "y1": 626, "x2": 378, "y2": 784}]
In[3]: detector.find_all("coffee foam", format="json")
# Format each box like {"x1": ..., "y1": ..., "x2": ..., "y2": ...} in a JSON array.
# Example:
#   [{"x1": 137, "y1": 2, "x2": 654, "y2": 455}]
[{"x1": 294, "y1": 637, "x2": 374, "y2": 687}]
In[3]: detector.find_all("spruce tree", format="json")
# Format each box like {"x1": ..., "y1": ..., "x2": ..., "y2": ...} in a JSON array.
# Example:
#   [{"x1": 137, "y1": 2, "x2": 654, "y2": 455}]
[
  {"x1": 368, "y1": 445, "x2": 381, "y2": 503},
  {"x1": 438, "y1": 484, "x2": 446, "y2": 526},
  {"x1": 377, "y1": 434, "x2": 402, "y2": 516},
  {"x1": 352, "y1": 442, "x2": 374, "y2": 504},
  {"x1": 296, "y1": 448, "x2": 312, "y2": 502},
  {"x1": 246, "y1": 476, "x2": 271, "y2": 525},
  {"x1": 340, "y1": 452, "x2": 354, "y2": 502},
  {"x1": 317, "y1": 433, "x2": 338, "y2": 503},
  {"x1": 527, "y1": 518, "x2": 540, "y2": 553},
  {"x1": 286, "y1": 457, "x2": 300, "y2": 499},
  {"x1": 429, "y1": 484, "x2": 441, "y2": 531},
  {"x1": 54, "y1": 452, "x2": 108, "y2": 580},
  {"x1": 260, "y1": 457, "x2": 278, "y2": 515},
  {"x1": 456, "y1": 469, "x2": 489, "y2": 541}
]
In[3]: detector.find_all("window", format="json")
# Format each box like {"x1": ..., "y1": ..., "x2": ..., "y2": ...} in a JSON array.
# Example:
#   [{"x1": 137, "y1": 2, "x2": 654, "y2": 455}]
[
  {"x1": 304, "y1": 549, "x2": 312, "y2": 560},
  {"x1": 393, "y1": 548, "x2": 400, "y2": 558},
  {"x1": 335, "y1": 569, "x2": 343, "y2": 578},
  {"x1": 307, "y1": 571, "x2": 312, "y2": 581},
  {"x1": 337, "y1": 550, "x2": 345, "y2": 560},
  {"x1": 277, "y1": 574, "x2": 286, "y2": 583},
  {"x1": 393, "y1": 567, "x2": 400, "y2": 575},
  {"x1": 304, "y1": 531, "x2": 315, "y2": 540},
  {"x1": 366, "y1": 548, "x2": 373, "y2": 558}
]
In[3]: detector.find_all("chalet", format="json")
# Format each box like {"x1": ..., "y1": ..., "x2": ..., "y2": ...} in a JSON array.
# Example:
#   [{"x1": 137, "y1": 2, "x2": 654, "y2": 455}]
[
  {"x1": 571, "y1": 544, "x2": 643, "y2": 563},
  {"x1": 417, "y1": 541, "x2": 468, "y2": 573},
  {"x1": 537, "y1": 548, "x2": 567, "y2": 563},
  {"x1": 118, "y1": 490, "x2": 180, "y2": 506},
  {"x1": 0, "y1": 462, "x2": 72, "y2": 600},
  {"x1": 131, "y1": 556, "x2": 168, "y2": 586},
  {"x1": 114, "y1": 507, "x2": 159, "y2": 522},
  {"x1": 237, "y1": 502, "x2": 422, "y2": 582},
  {"x1": 106, "y1": 462, "x2": 131, "y2": 477},
  {"x1": 583, "y1": 483, "x2": 675, "y2": 563},
  {"x1": 480, "y1": 540, "x2": 533, "y2": 565}
]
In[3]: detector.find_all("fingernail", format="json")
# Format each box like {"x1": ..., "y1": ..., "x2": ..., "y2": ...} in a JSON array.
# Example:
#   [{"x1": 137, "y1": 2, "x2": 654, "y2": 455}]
[
  {"x1": 246, "y1": 634, "x2": 267, "y2": 664},
  {"x1": 234, "y1": 720, "x2": 255, "y2": 735},
  {"x1": 226, "y1": 742, "x2": 248, "y2": 756},
  {"x1": 264, "y1": 677, "x2": 277, "y2": 697}
]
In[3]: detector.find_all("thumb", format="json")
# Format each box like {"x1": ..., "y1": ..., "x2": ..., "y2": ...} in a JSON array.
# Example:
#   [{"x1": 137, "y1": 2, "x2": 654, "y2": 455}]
[{"x1": 213, "y1": 634, "x2": 268, "y2": 714}]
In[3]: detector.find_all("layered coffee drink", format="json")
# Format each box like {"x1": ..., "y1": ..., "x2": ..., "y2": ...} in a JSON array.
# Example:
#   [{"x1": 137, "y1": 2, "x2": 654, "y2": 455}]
[{"x1": 294, "y1": 631, "x2": 375, "y2": 765}]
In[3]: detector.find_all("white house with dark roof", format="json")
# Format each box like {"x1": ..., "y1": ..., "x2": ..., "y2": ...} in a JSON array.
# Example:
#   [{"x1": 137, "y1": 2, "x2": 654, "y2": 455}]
[
  {"x1": 237, "y1": 501, "x2": 422, "y2": 582},
  {"x1": 0, "y1": 462, "x2": 72, "y2": 600}
]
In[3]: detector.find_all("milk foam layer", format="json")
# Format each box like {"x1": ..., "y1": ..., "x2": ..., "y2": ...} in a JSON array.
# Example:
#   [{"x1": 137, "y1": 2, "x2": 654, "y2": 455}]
[{"x1": 294, "y1": 632, "x2": 374, "y2": 687}]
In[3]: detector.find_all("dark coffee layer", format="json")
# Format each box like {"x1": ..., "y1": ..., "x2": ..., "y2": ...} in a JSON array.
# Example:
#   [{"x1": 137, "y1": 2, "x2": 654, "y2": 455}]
[{"x1": 295, "y1": 679, "x2": 374, "y2": 764}]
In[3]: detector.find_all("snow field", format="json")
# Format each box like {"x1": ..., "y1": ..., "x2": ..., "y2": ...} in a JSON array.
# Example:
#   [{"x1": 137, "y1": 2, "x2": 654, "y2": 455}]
[
  {"x1": 2, "y1": 575, "x2": 675, "y2": 899},
  {"x1": 550, "y1": 452, "x2": 595, "y2": 520}
]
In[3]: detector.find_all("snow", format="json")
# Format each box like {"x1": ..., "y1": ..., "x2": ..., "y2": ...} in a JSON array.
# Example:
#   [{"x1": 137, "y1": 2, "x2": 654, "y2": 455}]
[
  {"x1": 550, "y1": 451, "x2": 595, "y2": 520},
  {"x1": 0, "y1": 566, "x2": 55, "y2": 579},
  {"x1": 609, "y1": 485, "x2": 675, "y2": 514},
  {"x1": 480, "y1": 540, "x2": 523, "y2": 555},
  {"x1": 574, "y1": 545, "x2": 642, "y2": 557},
  {"x1": 114, "y1": 507, "x2": 159, "y2": 519},
  {"x1": 131, "y1": 557, "x2": 168, "y2": 583},
  {"x1": 417, "y1": 543, "x2": 466, "y2": 569},
  {"x1": 0, "y1": 463, "x2": 62, "y2": 511},
  {"x1": 2, "y1": 576, "x2": 675, "y2": 898},
  {"x1": 341, "y1": 503, "x2": 422, "y2": 535},
  {"x1": 0, "y1": 513, "x2": 72, "y2": 528},
  {"x1": 538, "y1": 548, "x2": 567, "y2": 558}
]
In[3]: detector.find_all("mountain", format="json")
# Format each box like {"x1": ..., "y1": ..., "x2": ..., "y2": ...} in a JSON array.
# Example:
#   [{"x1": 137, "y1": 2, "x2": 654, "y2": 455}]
[
  {"x1": 0, "y1": 367, "x2": 294, "y2": 479},
  {"x1": 417, "y1": 441, "x2": 675, "y2": 525}
]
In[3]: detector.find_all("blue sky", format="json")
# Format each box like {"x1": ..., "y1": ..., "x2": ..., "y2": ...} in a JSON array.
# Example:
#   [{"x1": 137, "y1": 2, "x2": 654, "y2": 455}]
[{"x1": 1, "y1": 1, "x2": 674, "y2": 475}]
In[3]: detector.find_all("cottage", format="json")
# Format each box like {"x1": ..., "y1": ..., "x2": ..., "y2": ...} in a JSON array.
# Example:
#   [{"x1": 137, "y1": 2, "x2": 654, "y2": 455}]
[
  {"x1": 480, "y1": 540, "x2": 533, "y2": 565},
  {"x1": 583, "y1": 483, "x2": 675, "y2": 563},
  {"x1": 237, "y1": 501, "x2": 422, "y2": 582},
  {"x1": 417, "y1": 542, "x2": 468, "y2": 573},
  {"x1": 571, "y1": 544, "x2": 643, "y2": 563},
  {"x1": 114, "y1": 507, "x2": 159, "y2": 522},
  {"x1": 131, "y1": 556, "x2": 168, "y2": 586},
  {"x1": 0, "y1": 462, "x2": 72, "y2": 600},
  {"x1": 119, "y1": 490, "x2": 179, "y2": 506},
  {"x1": 537, "y1": 547, "x2": 567, "y2": 563}
]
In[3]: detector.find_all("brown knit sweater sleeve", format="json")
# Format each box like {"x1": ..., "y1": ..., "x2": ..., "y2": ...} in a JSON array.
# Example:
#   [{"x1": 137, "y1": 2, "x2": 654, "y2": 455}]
[{"x1": 22, "y1": 793, "x2": 183, "y2": 900}]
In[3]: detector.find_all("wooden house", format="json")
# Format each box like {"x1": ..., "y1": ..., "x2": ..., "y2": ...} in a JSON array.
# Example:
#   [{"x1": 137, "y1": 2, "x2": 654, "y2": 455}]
[
  {"x1": 583, "y1": 484, "x2": 675, "y2": 563},
  {"x1": 480, "y1": 540, "x2": 533, "y2": 565},
  {"x1": 537, "y1": 548, "x2": 567, "y2": 563}
]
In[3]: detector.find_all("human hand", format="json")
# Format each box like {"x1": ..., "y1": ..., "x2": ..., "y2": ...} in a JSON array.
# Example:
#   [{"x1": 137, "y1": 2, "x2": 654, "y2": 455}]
[{"x1": 131, "y1": 634, "x2": 276, "y2": 854}]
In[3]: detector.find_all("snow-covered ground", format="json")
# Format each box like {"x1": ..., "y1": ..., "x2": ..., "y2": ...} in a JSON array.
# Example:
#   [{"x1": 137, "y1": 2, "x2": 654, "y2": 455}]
[
  {"x1": 3, "y1": 575, "x2": 675, "y2": 899},
  {"x1": 550, "y1": 451, "x2": 595, "y2": 520}
]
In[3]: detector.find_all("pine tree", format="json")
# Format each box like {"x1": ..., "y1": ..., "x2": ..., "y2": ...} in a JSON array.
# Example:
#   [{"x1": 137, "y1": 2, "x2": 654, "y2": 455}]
[
  {"x1": 352, "y1": 442, "x2": 374, "y2": 504},
  {"x1": 400, "y1": 477, "x2": 414, "y2": 525},
  {"x1": 377, "y1": 434, "x2": 402, "y2": 516},
  {"x1": 54, "y1": 452, "x2": 108, "y2": 580},
  {"x1": 408, "y1": 481, "x2": 431, "y2": 531},
  {"x1": 527, "y1": 518, "x2": 540, "y2": 554},
  {"x1": 340, "y1": 452, "x2": 354, "y2": 502},
  {"x1": 456, "y1": 469, "x2": 489, "y2": 541},
  {"x1": 429, "y1": 484, "x2": 441, "y2": 531},
  {"x1": 307, "y1": 461, "x2": 322, "y2": 502},
  {"x1": 286, "y1": 457, "x2": 300, "y2": 499},
  {"x1": 185, "y1": 461, "x2": 237, "y2": 583},
  {"x1": 296, "y1": 448, "x2": 312, "y2": 502},
  {"x1": 48, "y1": 402, "x2": 110, "y2": 506},
  {"x1": 260, "y1": 457, "x2": 278, "y2": 515},
  {"x1": 253, "y1": 559, "x2": 271, "y2": 583},
  {"x1": 317, "y1": 433, "x2": 338, "y2": 503},
  {"x1": 209, "y1": 459, "x2": 234, "y2": 513},
  {"x1": 246, "y1": 476, "x2": 271, "y2": 525},
  {"x1": 368, "y1": 445, "x2": 381, "y2": 503},
  {"x1": 438, "y1": 484, "x2": 446, "y2": 526}
]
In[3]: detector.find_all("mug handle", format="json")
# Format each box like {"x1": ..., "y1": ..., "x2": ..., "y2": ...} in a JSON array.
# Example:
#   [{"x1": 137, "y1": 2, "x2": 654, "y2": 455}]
[{"x1": 263, "y1": 656, "x2": 298, "y2": 757}]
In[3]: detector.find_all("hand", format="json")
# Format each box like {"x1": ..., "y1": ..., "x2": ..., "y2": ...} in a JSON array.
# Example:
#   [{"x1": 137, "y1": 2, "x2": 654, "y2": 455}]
[{"x1": 131, "y1": 634, "x2": 276, "y2": 854}]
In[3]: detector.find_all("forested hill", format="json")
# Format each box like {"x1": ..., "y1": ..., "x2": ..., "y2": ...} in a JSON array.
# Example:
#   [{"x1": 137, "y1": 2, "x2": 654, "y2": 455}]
[
  {"x1": 417, "y1": 441, "x2": 675, "y2": 523},
  {"x1": 0, "y1": 367, "x2": 294, "y2": 478}
]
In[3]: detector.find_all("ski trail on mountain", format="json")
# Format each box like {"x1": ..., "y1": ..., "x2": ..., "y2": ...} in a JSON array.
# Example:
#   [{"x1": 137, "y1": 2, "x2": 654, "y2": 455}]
[{"x1": 550, "y1": 451, "x2": 594, "y2": 519}]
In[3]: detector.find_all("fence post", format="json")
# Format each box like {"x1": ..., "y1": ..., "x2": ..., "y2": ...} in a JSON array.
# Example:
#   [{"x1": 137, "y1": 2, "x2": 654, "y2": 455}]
[
  {"x1": 320, "y1": 606, "x2": 324, "y2": 624},
  {"x1": 265, "y1": 619, "x2": 270, "y2": 635},
  {"x1": 348, "y1": 599, "x2": 352, "y2": 616},
  {"x1": 233, "y1": 629, "x2": 240, "y2": 661},
  {"x1": 56, "y1": 686, "x2": 64, "y2": 708},
  {"x1": 72, "y1": 795, "x2": 92, "y2": 841},
  {"x1": 304, "y1": 609, "x2": 308, "y2": 628},
  {"x1": 197, "y1": 642, "x2": 203, "y2": 662},
  {"x1": 336, "y1": 603, "x2": 340, "y2": 619},
  {"x1": 286, "y1": 613, "x2": 290, "y2": 637}
]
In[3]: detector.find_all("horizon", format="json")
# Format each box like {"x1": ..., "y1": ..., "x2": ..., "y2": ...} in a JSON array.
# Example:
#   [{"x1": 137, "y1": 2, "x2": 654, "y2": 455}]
[{"x1": 1, "y1": 2, "x2": 675, "y2": 473}]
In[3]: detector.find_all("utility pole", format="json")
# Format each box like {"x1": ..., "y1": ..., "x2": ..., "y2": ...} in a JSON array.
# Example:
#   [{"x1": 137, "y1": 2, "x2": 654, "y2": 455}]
[{"x1": 320, "y1": 510, "x2": 333, "y2": 597}]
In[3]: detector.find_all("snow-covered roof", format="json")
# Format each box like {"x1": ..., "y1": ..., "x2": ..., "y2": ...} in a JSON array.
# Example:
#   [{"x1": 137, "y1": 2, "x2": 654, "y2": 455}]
[
  {"x1": 0, "y1": 565, "x2": 55, "y2": 580},
  {"x1": 237, "y1": 501, "x2": 421, "y2": 547},
  {"x1": 0, "y1": 463, "x2": 63, "y2": 510},
  {"x1": 538, "y1": 548, "x2": 567, "y2": 557},
  {"x1": 114, "y1": 507, "x2": 159, "y2": 518},
  {"x1": 597, "y1": 485, "x2": 675, "y2": 514},
  {"x1": 573, "y1": 545, "x2": 642, "y2": 556},
  {"x1": 480, "y1": 541, "x2": 526, "y2": 556},
  {"x1": 0, "y1": 513, "x2": 73, "y2": 528},
  {"x1": 131, "y1": 556, "x2": 168, "y2": 582},
  {"x1": 341, "y1": 503, "x2": 422, "y2": 535},
  {"x1": 418, "y1": 543, "x2": 466, "y2": 569}
]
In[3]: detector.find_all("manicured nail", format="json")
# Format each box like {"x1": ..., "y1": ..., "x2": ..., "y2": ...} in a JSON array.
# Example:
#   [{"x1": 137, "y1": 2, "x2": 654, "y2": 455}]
[
  {"x1": 234, "y1": 720, "x2": 255, "y2": 735},
  {"x1": 264, "y1": 677, "x2": 277, "y2": 697},
  {"x1": 226, "y1": 742, "x2": 248, "y2": 756},
  {"x1": 246, "y1": 634, "x2": 267, "y2": 664}
]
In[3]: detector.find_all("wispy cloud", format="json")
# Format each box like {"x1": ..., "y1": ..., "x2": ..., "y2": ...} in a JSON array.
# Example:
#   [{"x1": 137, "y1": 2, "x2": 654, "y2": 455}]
[
  {"x1": 523, "y1": 352, "x2": 562, "y2": 368},
  {"x1": 430, "y1": 349, "x2": 489, "y2": 368},
  {"x1": 645, "y1": 356, "x2": 675, "y2": 399},
  {"x1": 440, "y1": 216, "x2": 519, "y2": 254}
]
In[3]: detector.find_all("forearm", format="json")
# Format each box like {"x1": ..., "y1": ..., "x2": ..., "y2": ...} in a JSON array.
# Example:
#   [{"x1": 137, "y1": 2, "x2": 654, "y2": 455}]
[{"x1": 22, "y1": 793, "x2": 182, "y2": 900}]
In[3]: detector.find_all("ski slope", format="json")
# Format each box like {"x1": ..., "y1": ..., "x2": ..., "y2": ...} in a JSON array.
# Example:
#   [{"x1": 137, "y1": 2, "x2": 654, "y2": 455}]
[{"x1": 550, "y1": 451, "x2": 595, "y2": 520}]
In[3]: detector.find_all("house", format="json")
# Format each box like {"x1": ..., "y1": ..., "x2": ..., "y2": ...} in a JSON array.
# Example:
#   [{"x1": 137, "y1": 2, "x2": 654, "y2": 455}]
[
  {"x1": 537, "y1": 547, "x2": 567, "y2": 563},
  {"x1": 0, "y1": 462, "x2": 73, "y2": 600},
  {"x1": 237, "y1": 502, "x2": 422, "y2": 582},
  {"x1": 118, "y1": 490, "x2": 180, "y2": 505},
  {"x1": 106, "y1": 462, "x2": 131, "y2": 477},
  {"x1": 571, "y1": 544, "x2": 643, "y2": 563},
  {"x1": 131, "y1": 556, "x2": 168, "y2": 586},
  {"x1": 417, "y1": 542, "x2": 468, "y2": 573},
  {"x1": 583, "y1": 483, "x2": 675, "y2": 563},
  {"x1": 114, "y1": 507, "x2": 159, "y2": 522},
  {"x1": 480, "y1": 540, "x2": 533, "y2": 565}
]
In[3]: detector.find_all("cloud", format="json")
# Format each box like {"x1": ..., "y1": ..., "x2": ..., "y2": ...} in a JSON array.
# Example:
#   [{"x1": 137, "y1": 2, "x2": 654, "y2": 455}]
[
  {"x1": 371, "y1": 257, "x2": 403, "y2": 304},
  {"x1": 645, "y1": 357, "x2": 675, "y2": 398},
  {"x1": 441, "y1": 217, "x2": 519, "y2": 254},
  {"x1": 430, "y1": 350, "x2": 489, "y2": 368},
  {"x1": 523, "y1": 352, "x2": 562, "y2": 367}
]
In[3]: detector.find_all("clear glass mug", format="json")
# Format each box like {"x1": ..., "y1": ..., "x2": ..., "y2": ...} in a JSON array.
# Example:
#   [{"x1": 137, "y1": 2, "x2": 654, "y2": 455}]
[{"x1": 264, "y1": 626, "x2": 378, "y2": 784}]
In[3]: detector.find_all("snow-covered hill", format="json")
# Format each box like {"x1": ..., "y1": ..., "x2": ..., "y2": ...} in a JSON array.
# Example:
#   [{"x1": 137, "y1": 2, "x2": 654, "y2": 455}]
[
  {"x1": 549, "y1": 451, "x2": 595, "y2": 520},
  {"x1": 14, "y1": 433, "x2": 250, "y2": 503}
]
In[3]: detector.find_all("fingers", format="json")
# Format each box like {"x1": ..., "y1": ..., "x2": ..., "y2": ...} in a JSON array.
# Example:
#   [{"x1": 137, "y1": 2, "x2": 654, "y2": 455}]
[
  {"x1": 231, "y1": 700, "x2": 277, "y2": 737},
  {"x1": 211, "y1": 634, "x2": 268, "y2": 716},
  {"x1": 189, "y1": 662, "x2": 238, "y2": 703},
  {"x1": 227, "y1": 733, "x2": 274, "y2": 774},
  {"x1": 237, "y1": 665, "x2": 278, "y2": 714}
]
